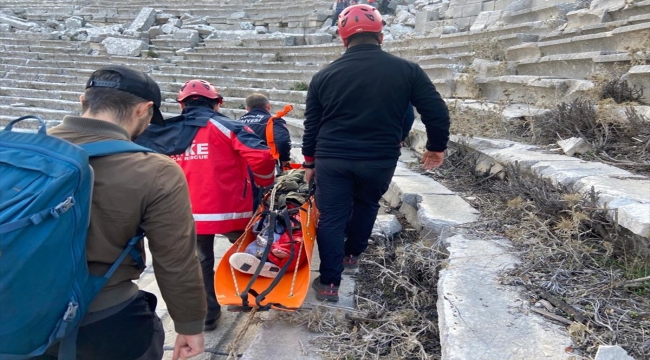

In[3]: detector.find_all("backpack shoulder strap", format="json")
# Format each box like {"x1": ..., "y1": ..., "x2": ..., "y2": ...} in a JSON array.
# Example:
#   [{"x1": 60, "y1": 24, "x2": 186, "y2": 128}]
[{"x1": 80, "y1": 140, "x2": 155, "y2": 158}]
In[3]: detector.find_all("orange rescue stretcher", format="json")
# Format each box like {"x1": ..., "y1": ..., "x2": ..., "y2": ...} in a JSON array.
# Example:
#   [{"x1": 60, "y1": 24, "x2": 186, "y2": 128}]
[{"x1": 214, "y1": 104, "x2": 318, "y2": 311}]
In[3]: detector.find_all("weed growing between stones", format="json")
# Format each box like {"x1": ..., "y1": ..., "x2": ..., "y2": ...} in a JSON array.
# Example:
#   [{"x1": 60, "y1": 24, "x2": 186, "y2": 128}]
[
  {"x1": 271, "y1": 52, "x2": 284, "y2": 62},
  {"x1": 531, "y1": 99, "x2": 650, "y2": 174},
  {"x1": 282, "y1": 217, "x2": 442, "y2": 360},
  {"x1": 600, "y1": 79, "x2": 645, "y2": 104},
  {"x1": 423, "y1": 145, "x2": 650, "y2": 359},
  {"x1": 290, "y1": 82, "x2": 308, "y2": 91}
]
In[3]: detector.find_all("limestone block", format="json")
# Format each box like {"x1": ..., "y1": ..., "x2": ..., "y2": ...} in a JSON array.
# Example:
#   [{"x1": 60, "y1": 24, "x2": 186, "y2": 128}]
[
  {"x1": 590, "y1": 0, "x2": 626, "y2": 11},
  {"x1": 566, "y1": 8, "x2": 611, "y2": 29},
  {"x1": 504, "y1": 0, "x2": 532, "y2": 12},
  {"x1": 594, "y1": 345, "x2": 635, "y2": 360},
  {"x1": 161, "y1": 23, "x2": 177, "y2": 34},
  {"x1": 617, "y1": 203, "x2": 650, "y2": 239},
  {"x1": 574, "y1": 176, "x2": 650, "y2": 209},
  {"x1": 626, "y1": 65, "x2": 650, "y2": 104},
  {"x1": 438, "y1": 235, "x2": 570, "y2": 360},
  {"x1": 463, "y1": 2, "x2": 482, "y2": 16},
  {"x1": 167, "y1": 18, "x2": 183, "y2": 28},
  {"x1": 0, "y1": 14, "x2": 38, "y2": 30},
  {"x1": 183, "y1": 24, "x2": 216, "y2": 36},
  {"x1": 229, "y1": 11, "x2": 247, "y2": 20},
  {"x1": 173, "y1": 29, "x2": 200, "y2": 47},
  {"x1": 255, "y1": 26, "x2": 269, "y2": 34},
  {"x1": 395, "y1": 9, "x2": 414, "y2": 24},
  {"x1": 102, "y1": 37, "x2": 148, "y2": 56},
  {"x1": 529, "y1": 160, "x2": 637, "y2": 188},
  {"x1": 445, "y1": 5, "x2": 464, "y2": 18},
  {"x1": 239, "y1": 21, "x2": 255, "y2": 30},
  {"x1": 64, "y1": 16, "x2": 84, "y2": 31},
  {"x1": 385, "y1": 174, "x2": 454, "y2": 208},
  {"x1": 470, "y1": 11, "x2": 502, "y2": 31},
  {"x1": 304, "y1": 33, "x2": 332, "y2": 45},
  {"x1": 388, "y1": 24, "x2": 414, "y2": 37},
  {"x1": 128, "y1": 7, "x2": 156, "y2": 32},
  {"x1": 557, "y1": 137, "x2": 593, "y2": 156},
  {"x1": 0, "y1": 24, "x2": 11, "y2": 32},
  {"x1": 405, "y1": 17, "x2": 416, "y2": 27},
  {"x1": 148, "y1": 26, "x2": 163, "y2": 38},
  {"x1": 155, "y1": 12, "x2": 174, "y2": 25},
  {"x1": 183, "y1": 17, "x2": 207, "y2": 26},
  {"x1": 418, "y1": 195, "x2": 479, "y2": 236},
  {"x1": 85, "y1": 24, "x2": 123, "y2": 40},
  {"x1": 415, "y1": 9, "x2": 439, "y2": 33},
  {"x1": 45, "y1": 19, "x2": 64, "y2": 31},
  {"x1": 371, "y1": 214, "x2": 402, "y2": 238}
]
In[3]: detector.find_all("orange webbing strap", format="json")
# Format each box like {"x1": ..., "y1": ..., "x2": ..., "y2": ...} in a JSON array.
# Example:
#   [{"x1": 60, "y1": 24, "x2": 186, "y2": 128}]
[{"x1": 265, "y1": 104, "x2": 294, "y2": 160}]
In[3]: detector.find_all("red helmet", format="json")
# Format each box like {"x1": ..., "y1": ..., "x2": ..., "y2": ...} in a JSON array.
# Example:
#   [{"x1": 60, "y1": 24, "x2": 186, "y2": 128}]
[
  {"x1": 177, "y1": 79, "x2": 222, "y2": 104},
  {"x1": 337, "y1": 4, "x2": 383, "y2": 46}
]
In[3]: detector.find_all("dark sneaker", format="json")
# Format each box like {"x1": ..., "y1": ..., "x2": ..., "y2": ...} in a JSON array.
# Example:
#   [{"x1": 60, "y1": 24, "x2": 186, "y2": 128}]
[
  {"x1": 311, "y1": 276, "x2": 339, "y2": 302},
  {"x1": 204, "y1": 311, "x2": 222, "y2": 332},
  {"x1": 342, "y1": 254, "x2": 360, "y2": 270}
]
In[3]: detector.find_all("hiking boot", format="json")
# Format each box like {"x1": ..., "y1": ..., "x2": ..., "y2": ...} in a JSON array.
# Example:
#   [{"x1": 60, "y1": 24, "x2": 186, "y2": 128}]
[
  {"x1": 342, "y1": 254, "x2": 360, "y2": 270},
  {"x1": 204, "y1": 310, "x2": 222, "y2": 332},
  {"x1": 311, "y1": 276, "x2": 339, "y2": 302}
]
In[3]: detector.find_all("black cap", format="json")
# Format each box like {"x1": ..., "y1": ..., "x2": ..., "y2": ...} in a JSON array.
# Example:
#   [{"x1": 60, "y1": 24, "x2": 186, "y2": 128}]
[{"x1": 85, "y1": 65, "x2": 165, "y2": 126}]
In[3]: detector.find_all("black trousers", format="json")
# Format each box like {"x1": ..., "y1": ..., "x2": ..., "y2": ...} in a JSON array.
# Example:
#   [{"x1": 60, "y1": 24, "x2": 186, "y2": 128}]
[
  {"x1": 196, "y1": 234, "x2": 222, "y2": 322},
  {"x1": 314, "y1": 158, "x2": 396, "y2": 286},
  {"x1": 33, "y1": 291, "x2": 164, "y2": 360}
]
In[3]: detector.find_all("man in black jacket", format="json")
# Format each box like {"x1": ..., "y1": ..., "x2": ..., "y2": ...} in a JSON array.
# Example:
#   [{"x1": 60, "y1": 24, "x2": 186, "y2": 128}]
[
  {"x1": 302, "y1": 4, "x2": 450, "y2": 302},
  {"x1": 238, "y1": 93, "x2": 292, "y2": 168}
]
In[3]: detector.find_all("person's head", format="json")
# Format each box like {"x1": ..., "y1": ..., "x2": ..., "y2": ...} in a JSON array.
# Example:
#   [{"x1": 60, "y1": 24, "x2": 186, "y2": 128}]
[
  {"x1": 245, "y1": 93, "x2": 271, "y2": 112},
  {"x1": 349, "y1": 0, "x2": 359, "y2": 5},
  {"x1": 81, "y1": 65, "x2": 164, "y2": 139},
  {"x1": 337, "y1": 4, "x2": 384, "y2": 48},
  {"x1": 177, "y1": 79, "x2": 223, "y2": 112}
]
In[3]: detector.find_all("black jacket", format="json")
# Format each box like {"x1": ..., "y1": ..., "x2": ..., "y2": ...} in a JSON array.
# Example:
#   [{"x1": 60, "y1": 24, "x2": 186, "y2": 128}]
[
  {"x1": 135, "y1": 107, "x2": 227, "y2": 155},
  {"x1": 238, "y1": 108, "x2": 292, "y2": 162},
  {"x1": 302, "y1": 44, "x2": 449, "y2": 161}
]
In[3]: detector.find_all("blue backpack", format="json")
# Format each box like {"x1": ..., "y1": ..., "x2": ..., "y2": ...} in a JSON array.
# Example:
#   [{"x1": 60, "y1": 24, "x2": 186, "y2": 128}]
[{"x1": 0, "y1": 116, "x2": 153, "y2": 359}]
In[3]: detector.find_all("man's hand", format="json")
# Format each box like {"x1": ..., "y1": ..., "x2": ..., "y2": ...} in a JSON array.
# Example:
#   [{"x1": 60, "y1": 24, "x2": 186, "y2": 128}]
[
  {"x1": 172, "y1": 333, "x2": 204, "y2": 360},
  {"x1": 421, "y1": 151, "x2": 444, "y2": 170},
  {"x1": 304, "y1": 168, "x2": 315, "y2": 184}
]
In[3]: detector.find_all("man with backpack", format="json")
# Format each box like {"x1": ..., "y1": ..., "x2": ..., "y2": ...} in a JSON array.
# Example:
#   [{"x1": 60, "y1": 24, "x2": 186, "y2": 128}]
[
  {"x1": 135, "y1": 80, "x2": 276, "y2": 332},
  {"x1": 301, "y1": 4, "x2": 450, "y2": 302},
  {"x1": 1, "y1": 65, "x2": 207, "y2": 359}
]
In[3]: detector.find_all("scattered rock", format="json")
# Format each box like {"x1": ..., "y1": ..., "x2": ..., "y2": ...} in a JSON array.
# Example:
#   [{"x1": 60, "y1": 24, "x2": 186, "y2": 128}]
[
  {"x1": 183, "y1": 24, "x2": 216, "y2": 36},
  {"x1": 590, "y1": 0, "x2": 627, "y2": 11},
  {"x1": 0, "y1": 13, "x2": 38, "y2": 30},
  {"x1": 305, "y1": 33, "x2": 333, "y2": 45},
  {"x1": 254, "y1": 25, "x2": 269, "y2": 34},
  {"x1": 372, "y1": 214, "x2": 402, "y2": 238},
  {"x1": 183, "y1": 17, "x2": 207, "y2": 26},
  {"x1": 557, "y1": 137, "x2": 593, "y2": 156},
  {"x1": 594, "y1": 345, "x2": 634, "y2": 360},
  {"x1": 180, "y1": 13, "x2": 193, "y2": 21},
  {"x1": 388, "y1": 24, "x2": 414, "y2": 38},
  {"x1": 45, "y1": 19, "x2": 64, "y2": 31},
  {"x1": 128, "y1": 7, "x2": 156, "y2": 32},
  {"x1": 167, "y1": 18, "x2": 183, "y2": 28},
  {"x1": 173, "y1": 29, "x2": 200, "y2": 47},
  {"x1": 239, "y1": 21, "x2": 255, "y2": 31},
  {"x1": 504, "y1": 0, "x2": 533, "y2": 12},
  {"x1": 64, "y1": 16, "x2": 85, "y2": 31},
  {"x1": 155, "y1": 12, "x2": 174, "y2": 25},
  {"x1": 102, "y1": 37, "x2": 148, "y2": 56},
  {"x1": 229, "y1": 11, "x2": 247, "y2": 20},
  {"x1": 161, "y1": 23, "x2": 178, "y2": 34},
  {"x1": 148, "y1": 26, "x2": 163, "y2": 38},
  {"x1": 0, "y1": 23, "x2": 11, "y2": 32}
]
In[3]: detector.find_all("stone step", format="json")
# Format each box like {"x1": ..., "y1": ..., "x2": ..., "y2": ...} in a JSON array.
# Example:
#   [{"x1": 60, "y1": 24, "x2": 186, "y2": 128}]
[
  {"x1": 182, "y1": 51, "x2": 340, "y2": 64},
  {"x1": 608, "y1": 0, "x2": 650, "y2": 21},
  {"x1": 501, "y1": 1, "x2": 583, "y2": 24},
  {"x1": 627, "y1": 65, "x2": 650, "y2": 104},
  {"x1": 474, "y1": 75, "x2": 593, "y2": 105},
  {"x1": 414, "y1": 53, "x2": 474, "y2": 66},
  {"x1": 507, "y1": 22, "x2": 650, "y2": 61},
  {"x1": 196, "y1": 43, "x2": 343, "y2": 55},
  {"x1": 515, "y1": 51, "x2": 635, "y2": 79},
  {"x1": 170, "y1": 59, "x2": 322, "y2": 71},
  {"x1": 0, "y1": 94, "x2": 306, "y2": 118}
]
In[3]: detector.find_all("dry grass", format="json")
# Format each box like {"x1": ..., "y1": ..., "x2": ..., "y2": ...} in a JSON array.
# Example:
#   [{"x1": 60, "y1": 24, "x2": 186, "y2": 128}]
[
  {"x1": 281, "y1": 221, "x2": 443, "y2": 360},
  {"x1": 423, "y1": 145, "x2": 650, "y2": 359}
]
